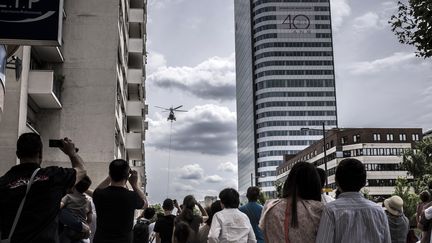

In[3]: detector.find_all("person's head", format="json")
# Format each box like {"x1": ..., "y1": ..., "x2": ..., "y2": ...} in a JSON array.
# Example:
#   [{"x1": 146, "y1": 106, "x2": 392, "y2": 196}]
[
  {"x1": 219, "y1": 188, "x2": 240, "y2": 209},
  {"x1": 16, "y1": 133, "x2": 43, "y2": 164},
  {"x1": 282, "y1": 162, "x2": 321, "y2": 227},
  {"x1": 143, "y1": 207, "x2": 156, "y2": 220},
  {"x1": 162, "y1": 198, "x2": 174, "y2": 211},
  {"x1": 420, "y1": 191, "x2": 431, "y2": 203},
  {"x1": 384, "y1": 195, "x2": 404, "y2": 216},
  {"x1": 335, "y1": 158, "x2": 366, "y2": 192},
  {"x1": 178, "y1": 195, "x2": 197, "y2": 222},
  {"x1": 75, "y1": 175, "x2": 92, "y2": 194},
  {"x1": 246, "y1": 186, "x2": 260, "y2": 202},
  {"x1": 316, "y1": 167, "x2": 326, "y2": 189},
  {"x1": 109, "y1": 159, "x2": 130, "y2": 182},
  {"x1": 174, "y1": 221, "x2": 192, "y2": 243},
  {"x1": 206, "y1": 200, "x2": 223, "y2": 226},
  {"x1": 182, "y1": 195, "x2": 197, "y2": 210}
]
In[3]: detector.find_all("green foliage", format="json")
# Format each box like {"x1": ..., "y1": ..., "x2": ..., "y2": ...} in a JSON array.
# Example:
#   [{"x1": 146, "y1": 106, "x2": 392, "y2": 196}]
[
  {"x1": 151, "y1": 204, "x2": 164, "y2": 216},
  {"x1": 393, "y1": 178, "x2": 419, "y2": 219},
  {"x1": 258, "y1": 191, "x2": 268, "y2": 205},
  {"x1": 274, "y1": 181, "x2": 283, "y2": 198},
  {"x1": 389, "y1": 0, "x2": 432, "y2": 58},
  {"x1": 401, "y1": 138, "x2": 432, "y2": 193},
  {"x1": 394, "y1": 138, "x2": 432, "y2": 219}
]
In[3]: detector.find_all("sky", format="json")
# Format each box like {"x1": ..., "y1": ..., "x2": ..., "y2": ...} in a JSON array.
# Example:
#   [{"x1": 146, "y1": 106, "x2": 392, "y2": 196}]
[{"x1": 144, "y1": 0, "x2": 432, "y2": 204}]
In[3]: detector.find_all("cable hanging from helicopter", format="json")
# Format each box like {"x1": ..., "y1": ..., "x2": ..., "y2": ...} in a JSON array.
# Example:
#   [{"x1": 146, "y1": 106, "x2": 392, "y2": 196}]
[{"x1": 154, "y1": 105, "x2": 188, "y2": 197}]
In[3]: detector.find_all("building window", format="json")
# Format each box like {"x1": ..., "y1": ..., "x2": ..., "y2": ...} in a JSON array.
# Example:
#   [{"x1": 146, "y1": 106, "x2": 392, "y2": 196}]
[
  {"x1": 387, "y1": 134, "x2": 394, "y2": 141},
  {"x1": 412, "y1": 134, "x2": 419, "y2": 141},
  {"x1": 399, "y1": 134, "x2": 407, "y2": 141},
  {"x1": 373, "y1": 134, "x2": 381, "y2": 141},
  {"x1": 341, "y1": 137, "x2": 346, "y2": 144},
  {"x1": 353, "y1": 134, "x2": 360, "y2": 143}
]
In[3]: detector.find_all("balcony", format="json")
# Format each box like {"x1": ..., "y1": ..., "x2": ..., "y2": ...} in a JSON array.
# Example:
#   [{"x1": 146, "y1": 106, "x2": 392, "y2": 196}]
[
  {"x1": 127, "y1": 68, "x2": 143, "y2": 84},
  {"x1": 28, "y1": 70, "x2": 62, "y2": 109},
  {"x1": 129, "y1": 9, "x2": 144, "y2": 23},
  {"x1": 130, "y1": 0, "x2": 144, "y2": 9},
  {"x1": 126, "y1": 132, "x2": 143, "y2": 160},
  {"x1": 127, "y1": 101, "x2": 143, "y2": 132},
  {"x1": 127, "y1": 100, "x2": 143, "y2": 116},
  {"x1": 32, "y1": 46, "x2": 64, "y2": 63},
  {"x1": 129, "y1": 38, "x2": 143, "y2": 53}
]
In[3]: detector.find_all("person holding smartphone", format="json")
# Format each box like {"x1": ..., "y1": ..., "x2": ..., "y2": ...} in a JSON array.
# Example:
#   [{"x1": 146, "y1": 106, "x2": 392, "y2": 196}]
[
  {"x1": 92, "y1": 159, "x2": 147, "y2": 243},
  {"x1": 0, "y1": 133, "x2": 86, "y2": 243}
]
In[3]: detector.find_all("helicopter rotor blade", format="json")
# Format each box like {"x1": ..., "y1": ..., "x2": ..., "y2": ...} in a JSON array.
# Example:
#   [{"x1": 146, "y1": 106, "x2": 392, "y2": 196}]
[
  {"x1": 173, "y1": 105, "x2": 183, "y2": 110},
  {"x1": 155, "y1": 106, "x2": 170, "y2": 111},
  {"x1": 175, "y1": 110, "x2": 188, "y2": 112}
]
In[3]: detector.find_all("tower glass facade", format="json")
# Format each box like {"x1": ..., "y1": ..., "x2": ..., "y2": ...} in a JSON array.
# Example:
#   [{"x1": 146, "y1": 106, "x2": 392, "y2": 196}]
[{"x1": 235, "y1": 0, "x2": 338, "y2": 197}]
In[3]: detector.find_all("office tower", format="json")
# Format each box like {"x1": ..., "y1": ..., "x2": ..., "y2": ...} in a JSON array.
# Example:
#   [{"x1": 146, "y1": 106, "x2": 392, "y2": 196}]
[
  {"x1": 235, "y1": 0, "x2": 337, "y2": 197},
  {"x1": 0, "y1": 0, "x2": 148, "y2": 189}
]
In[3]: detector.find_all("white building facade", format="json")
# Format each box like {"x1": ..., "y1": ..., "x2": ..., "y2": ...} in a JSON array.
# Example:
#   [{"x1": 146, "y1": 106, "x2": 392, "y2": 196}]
[
  {"x1": 235, "y1": 0, "x2": 338, "y2": 197},
  {"x1": 0, "y1": 0, "x2": 148, "y2": 189},
  {"x1": 277, "y1": 128, "x2": 423, "y2": 200}
]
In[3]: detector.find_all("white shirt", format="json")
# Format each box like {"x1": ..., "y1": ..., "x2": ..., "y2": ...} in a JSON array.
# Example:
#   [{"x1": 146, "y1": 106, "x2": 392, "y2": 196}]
[
  {"x1": 321, "y1": 193, "x2": 335, "y2": 204},
  {"x1": 424, "y1": 205, "x2": 432, "y2": 220},
  {"x1": 208, "y1": 208, "x2": 257, "y2": 243}
]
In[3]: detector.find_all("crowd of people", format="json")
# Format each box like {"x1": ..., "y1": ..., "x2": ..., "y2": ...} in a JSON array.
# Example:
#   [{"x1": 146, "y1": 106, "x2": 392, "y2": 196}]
[{"x1": 0, "y1": 133, "x2": 432, "y2": 243}]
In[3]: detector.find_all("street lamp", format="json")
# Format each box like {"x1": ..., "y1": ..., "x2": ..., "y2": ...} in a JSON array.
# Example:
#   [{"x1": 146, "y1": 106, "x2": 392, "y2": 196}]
[
  {"x1": 301, "y1": 122, "x2": 329, "y2": 194},
  {"x1": 250, "y1": 173, "x2": 266, "y2": 187}
]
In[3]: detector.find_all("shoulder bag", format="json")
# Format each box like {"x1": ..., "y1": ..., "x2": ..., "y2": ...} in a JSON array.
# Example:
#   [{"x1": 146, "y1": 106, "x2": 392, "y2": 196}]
[{"x1": 0, "y1": 168, "x2": 40, "y2": 243}]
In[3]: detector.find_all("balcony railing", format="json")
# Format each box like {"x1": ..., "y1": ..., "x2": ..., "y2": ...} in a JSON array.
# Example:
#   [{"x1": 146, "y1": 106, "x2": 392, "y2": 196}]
[
  {"x1": 126, "y1": 132, "x2": 143, "y2": 160},
  {"x1": 28, "y1": 70, "x2": 62, "y2": 109}
]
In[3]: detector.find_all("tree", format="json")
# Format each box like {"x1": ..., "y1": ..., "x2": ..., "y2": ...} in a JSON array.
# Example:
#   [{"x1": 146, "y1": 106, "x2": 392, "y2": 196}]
[
  {"x1": 274, "y1": 181, "x2": 284, "y2": 198},
  {"x1": 389, "y1": 0, "x2": 432, "y2": 58},
  {"x1": 391, "y1": 138, "x2": 432, "y2": 220},
  {"x1": 393, "y1": 177, "x2": 419, "y2": 220},
  {"x1": 401, "y1": 138, "x2": 432, "y2": 193}
]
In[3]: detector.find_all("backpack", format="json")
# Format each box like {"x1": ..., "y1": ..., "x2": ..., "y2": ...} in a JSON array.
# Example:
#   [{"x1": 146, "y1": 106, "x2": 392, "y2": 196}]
[{"x1": 133, "y1": 218, "x2": 150, "y2": 243}]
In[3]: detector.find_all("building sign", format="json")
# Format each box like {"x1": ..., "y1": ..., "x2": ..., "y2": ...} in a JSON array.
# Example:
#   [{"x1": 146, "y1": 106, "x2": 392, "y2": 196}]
[
  {"x1": 277, "y1": 6, "x2": 314, "y2": 38},
  {"x1": 0, "y1": 0, "x2": 63, "y2": 46}
]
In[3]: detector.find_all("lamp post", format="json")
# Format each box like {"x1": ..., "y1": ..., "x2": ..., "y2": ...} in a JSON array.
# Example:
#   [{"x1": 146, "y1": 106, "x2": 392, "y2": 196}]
[{"x1": 301, "y1": 122, "x2": 329, "y2": 194}]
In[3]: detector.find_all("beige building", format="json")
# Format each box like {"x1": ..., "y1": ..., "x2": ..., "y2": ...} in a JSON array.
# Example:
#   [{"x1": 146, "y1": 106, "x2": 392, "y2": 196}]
[
  {"x1": 276, "y1": 128, "x2": 422, "y2": 201},
  {"x1": 0, "y1": 0, "x2": 148, "y2": 189}
]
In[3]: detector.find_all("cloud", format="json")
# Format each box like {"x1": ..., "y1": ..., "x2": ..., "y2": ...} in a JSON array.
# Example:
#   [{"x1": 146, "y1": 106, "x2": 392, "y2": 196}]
[
  {"x1": 173, "y1": 182, "x2": 195, "y2": 192},
  {"x1": 178, "y1": 164, "x2": 204, "y2": 180},
  {"x1": 148, "y1": 0, "x2": 184, "y2": 9},
  {"x1": 222, "y1": 178, "x2": 238, "y2": 189},
  {"x1": 347, "y1": 52, "x2": 416, "y2": 75},
  {"x1": 147, "y1": 54, "x2": 236, "y2": 101},
  {"x1": 205, "y1": 175, "x2": 224, "y2": 183},
  {"x1": 147, "y1": 51, "x2": 167, "y2": 74},
  {"x1": 182, "y1": 18, "x2": 203, "y2": 30},
  {"x1": 148, "y1": 104, "x2": 237, "y2": 155},
  {"x1": 352, "y1": 12, "x2": 381, "y2": 30},
  {"x1": 331, "y1": 0, "x2": 351, "y2": 31},
  {"x1": 217, "y1": 161, "x2": 237, "y2": 173}
]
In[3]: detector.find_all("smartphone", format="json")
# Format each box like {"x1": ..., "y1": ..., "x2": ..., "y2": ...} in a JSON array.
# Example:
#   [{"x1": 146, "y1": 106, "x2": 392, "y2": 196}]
[
  {"x1": 49, "y1": 139, "x2": 79, "y2": 152},
  {"x1": 49, "y1": 139, "x2": 63, "y2": 148}
]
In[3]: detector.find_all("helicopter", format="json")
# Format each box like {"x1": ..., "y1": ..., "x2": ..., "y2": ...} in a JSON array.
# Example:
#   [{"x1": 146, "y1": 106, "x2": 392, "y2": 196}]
[{"x1": 155, "y1": 105, "x2": 187, "y2": 122}]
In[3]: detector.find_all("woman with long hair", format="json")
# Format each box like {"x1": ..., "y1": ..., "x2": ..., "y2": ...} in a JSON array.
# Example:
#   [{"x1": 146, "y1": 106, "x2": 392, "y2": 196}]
[
  {"x1": 259, "y1": 162, "x2": 323, "y2": 243},
  {"x1": 174, "y1": 195, "x2": 208, "y2": 243},
  {"x1": 198, "y1": 200, "x2": 222, "y2": 243}
]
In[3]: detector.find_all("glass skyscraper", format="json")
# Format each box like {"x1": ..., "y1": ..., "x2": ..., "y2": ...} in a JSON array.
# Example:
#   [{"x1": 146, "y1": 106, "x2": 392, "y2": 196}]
[{"x1": 235, "y1": 0, "x2": 338, "y2": 197}]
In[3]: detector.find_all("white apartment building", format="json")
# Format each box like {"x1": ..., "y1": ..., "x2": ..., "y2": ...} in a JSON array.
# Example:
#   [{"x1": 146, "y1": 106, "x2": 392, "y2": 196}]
[{"x1": 0, "y1": 0, "x2": 148, "y2": 189}]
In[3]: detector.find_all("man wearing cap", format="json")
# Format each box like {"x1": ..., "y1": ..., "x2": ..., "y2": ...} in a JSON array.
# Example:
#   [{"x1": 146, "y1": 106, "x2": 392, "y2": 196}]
[{"x1": 384, "y1": 196, "x2": 409, "y2": 243}]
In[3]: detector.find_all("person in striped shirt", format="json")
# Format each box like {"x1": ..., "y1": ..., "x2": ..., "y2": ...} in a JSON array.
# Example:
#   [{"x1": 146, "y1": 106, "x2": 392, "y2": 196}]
[{"x1": 315, "y1": 158, "x2": 391, "y2": 243}]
